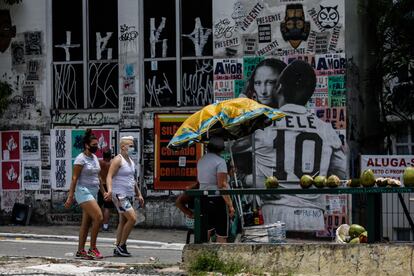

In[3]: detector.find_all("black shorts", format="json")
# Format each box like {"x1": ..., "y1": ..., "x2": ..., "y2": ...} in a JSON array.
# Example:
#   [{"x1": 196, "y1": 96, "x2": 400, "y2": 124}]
[
  {"x1": 202, "y1": 196, "x2": 229, "y2": 237},
  {"x1": 97, "y1": 190, "x2": 114, "y2": 209}
]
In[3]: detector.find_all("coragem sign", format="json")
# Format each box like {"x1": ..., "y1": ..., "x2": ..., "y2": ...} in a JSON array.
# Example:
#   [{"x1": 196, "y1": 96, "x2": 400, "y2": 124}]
[{"x1": 154, "y1": 114, "x2": 202, "y2": 190}]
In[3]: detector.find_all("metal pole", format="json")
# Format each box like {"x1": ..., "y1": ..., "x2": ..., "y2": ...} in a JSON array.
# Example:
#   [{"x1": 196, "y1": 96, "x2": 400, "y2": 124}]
[
  {"x1": 251, "y1": 133, "x2": 257, "y2": 209},
  {"x1": 194, "y1": 195, "x2": 201, "y2": 244}
]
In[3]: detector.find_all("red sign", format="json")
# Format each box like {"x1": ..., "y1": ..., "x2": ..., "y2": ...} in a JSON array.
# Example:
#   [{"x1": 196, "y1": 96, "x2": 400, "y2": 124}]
[
  {"x1": 154, "y1": 114, "x2": 202, "y2": 190},
  {"x1": 2, "y1": 161, "x2": 20, "y2": 190},
  {"x1": 2, "y1": 131, "x2": 20, "y2": 160},
  {"x1": 92, "y1": 129, "x2": 111, "y2": 159}
]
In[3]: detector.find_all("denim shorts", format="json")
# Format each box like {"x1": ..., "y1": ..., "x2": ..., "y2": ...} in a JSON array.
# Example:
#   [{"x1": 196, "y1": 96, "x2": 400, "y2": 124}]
[
  {"x1": 112, "y1": 194, "x2": 134, "y2": 213},
  {"x1": 75, "y1": 186, "x2": 99, "y2": 205}
]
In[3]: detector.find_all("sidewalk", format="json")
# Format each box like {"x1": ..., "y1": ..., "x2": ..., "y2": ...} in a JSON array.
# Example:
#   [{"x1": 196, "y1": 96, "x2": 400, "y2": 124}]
[{"x1": 0, "y1": 225, "x2": 188, "y2": 244}]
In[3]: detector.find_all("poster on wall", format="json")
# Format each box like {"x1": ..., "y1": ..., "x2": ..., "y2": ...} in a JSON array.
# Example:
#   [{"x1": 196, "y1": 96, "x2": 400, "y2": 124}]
[
  {"x1": 50, "y1": 129, "x2": 72, "y2": 190},
  {"x1": 1, "y1": 131, "x2": 20, "y2": 160},
  {"x1": 21, "y1": 130, "x2": 41, "y2": 160},
  {"x1": 35, "y1": 169, "x2": 51, "y2": 200},
  {"x1": 361, "y1": 155, "x2": 414, "y2": 181},
  {"x1": 40, "y1": 134, "x2": 51, "y2": 167},
  {"x1": 229, "y1": 56, "x2": 348, "y2": 231},
  {"x1": 22, "y1": 161, "x2": 42, "y2": 190},
  {"x1": 51, "y1": 128, "x2": 112, "y2": 190},
  {"x1": 213, "y1": 58, "x2": 243, "y2": 101},
  {"x1": 93, "y1": 129, "x2": 111, "y2": 158},
  {"x1": 213, "y1": 0, "x2": 345, "y2": 58},
  {"x1": 71, "y1": 129, "x2": 85, "y2": 158},
  {"x1": 316, "y1": 194, "x2": 349, "y2": 237},
  {"x1": 154, "y1": 114, "x2": 203, "y2": 190},
  {"x1": 1, "y1": 161, "x2": 20, "y2": 190}
]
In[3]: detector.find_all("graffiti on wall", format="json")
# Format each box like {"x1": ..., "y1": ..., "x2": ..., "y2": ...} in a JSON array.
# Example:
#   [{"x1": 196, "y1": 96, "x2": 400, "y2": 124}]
[
  {"x1": 182, "y1": 59, "x2": 213, "y2": 106},
  {"x1": 213, "y1": 0, "x2": 345, "y2": 58},
  {"x1": 182, "y1": 17, "x2": 212, "y2": 57},
  {"x1": 51, "y1": 111, "x2": 118, "y2": 126}
]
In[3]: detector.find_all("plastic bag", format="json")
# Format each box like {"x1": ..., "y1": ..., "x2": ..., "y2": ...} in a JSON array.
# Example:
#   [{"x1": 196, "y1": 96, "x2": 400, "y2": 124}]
[
  {"x1": 335, "y1": 224, "x2": 350, "y2": 244},
  {"x1": 134, "y1": 200, "x2": 145, "y2": 226}
]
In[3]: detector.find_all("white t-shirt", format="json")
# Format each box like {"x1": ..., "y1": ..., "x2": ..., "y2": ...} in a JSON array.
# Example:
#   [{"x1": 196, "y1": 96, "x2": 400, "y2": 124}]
[
  {"x1": 74, "y1": 153, "x2": 100, "y2": 189},
  {"x1": 112, "y1": 154, "x2": 136, "y2": 197},
  {"x1": 255, "y1": 104, "x2": 347, "y2": 209},
  {"x1": 197, "y1": 152, "x2": 227, "y2": 191}
]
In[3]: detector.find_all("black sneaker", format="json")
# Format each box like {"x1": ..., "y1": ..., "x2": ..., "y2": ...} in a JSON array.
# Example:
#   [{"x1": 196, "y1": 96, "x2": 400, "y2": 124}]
[
  {"x1": 113, "y1": 247, "x2": 121, "y2": 256},
  {"x1": 116, "y1": 244, "x2": 131, "y2": 257}
]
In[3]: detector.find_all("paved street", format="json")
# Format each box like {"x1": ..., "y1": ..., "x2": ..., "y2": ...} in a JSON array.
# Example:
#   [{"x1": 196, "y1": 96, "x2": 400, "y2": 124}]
[{"x1": 0, "y1": 225, "x2": 188, "y2": 275}]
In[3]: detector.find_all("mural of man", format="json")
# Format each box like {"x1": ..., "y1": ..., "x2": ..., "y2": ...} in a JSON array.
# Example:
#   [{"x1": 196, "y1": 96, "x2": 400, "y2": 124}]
[
  {"x1": 257, "y1": 60, "x2": 346, "y2": 231},
  {"x1": 0, "y1": 10, "x2": 16, "y2": 53},
  {"x1": 233, "y1": 60, "x2": 346, "y2": 231},
  {"x1": 280, "y1": 4, "x2": 311, "y2": 49}
]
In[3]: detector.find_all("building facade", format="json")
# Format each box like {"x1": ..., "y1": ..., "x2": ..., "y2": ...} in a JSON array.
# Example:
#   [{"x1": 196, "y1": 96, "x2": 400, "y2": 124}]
[{"x1": 0, "y1": 0, "x2": 412, "y2": 240}]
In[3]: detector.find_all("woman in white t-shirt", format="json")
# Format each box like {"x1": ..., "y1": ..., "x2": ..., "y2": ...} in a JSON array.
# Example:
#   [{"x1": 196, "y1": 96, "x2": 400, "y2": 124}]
[
  {"x1": 106, "y1": 136, "x2": 144, "y2": 257},
  {"x1": 64, "y1": 129, "x2": 106, "y2": 260}
]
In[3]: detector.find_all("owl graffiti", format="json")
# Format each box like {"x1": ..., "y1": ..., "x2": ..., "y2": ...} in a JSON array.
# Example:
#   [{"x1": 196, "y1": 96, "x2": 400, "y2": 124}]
[
  {"x1": 280, "y1": 4, "x2": 311, "y2": 49},
  {"x1": 317, "y1": 5, "x2": 339, "y2": 29}
]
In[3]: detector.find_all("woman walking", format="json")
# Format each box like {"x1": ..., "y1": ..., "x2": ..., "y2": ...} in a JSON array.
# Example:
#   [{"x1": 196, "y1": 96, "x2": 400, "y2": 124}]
[
  {"x1": 106, "y1": 136, "x2": 144, "y2": 257},
  {"x1": 64, "y1": 129, "x2": 105, "y2": 259}
]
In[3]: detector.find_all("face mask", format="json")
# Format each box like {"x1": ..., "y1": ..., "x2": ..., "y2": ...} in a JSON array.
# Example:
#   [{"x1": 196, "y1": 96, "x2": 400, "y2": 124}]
[
  {"x1": 127, "y1": 146, "x2": 135, "y2": 155},
  {"x1": 89, "y1": 146, "x2": 98, "y2": 153}
]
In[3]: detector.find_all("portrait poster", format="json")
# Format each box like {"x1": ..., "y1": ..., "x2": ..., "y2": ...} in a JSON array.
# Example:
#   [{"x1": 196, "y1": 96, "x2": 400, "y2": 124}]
[
  {"x1": 21, "y1": 130, "x2": 41, "y2": 160},
  {"x1": 22, "y1": 161, "x2": 42, "y2": 190},
  {"x1": 2, "y1": 161, "x2": 20, "y2": 190},
  {"x1": 1, "y1": 131, "x2": 20, "y2": 160}
]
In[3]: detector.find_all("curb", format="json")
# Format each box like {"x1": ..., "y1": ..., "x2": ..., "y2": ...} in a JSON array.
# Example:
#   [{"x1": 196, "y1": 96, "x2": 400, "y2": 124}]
[{"x1": 0, "y1": 232, "x2": 184, "y2": 250}]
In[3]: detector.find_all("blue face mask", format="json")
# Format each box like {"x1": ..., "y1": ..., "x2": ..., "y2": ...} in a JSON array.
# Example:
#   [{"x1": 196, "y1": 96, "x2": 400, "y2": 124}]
[{"x1": 127, "y1": 146, "x2": 135, "y2": 155}]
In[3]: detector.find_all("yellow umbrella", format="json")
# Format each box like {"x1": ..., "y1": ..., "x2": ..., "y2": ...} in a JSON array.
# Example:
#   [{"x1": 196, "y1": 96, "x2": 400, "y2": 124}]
[{"x1": 167, "y1": 98, "x2": 285, "y2": 150}]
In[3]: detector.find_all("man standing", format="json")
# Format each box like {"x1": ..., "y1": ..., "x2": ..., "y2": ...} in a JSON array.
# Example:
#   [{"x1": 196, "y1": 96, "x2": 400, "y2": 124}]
[{"x1": 198, "y1": 136, "x2": 235, "y2": 243}]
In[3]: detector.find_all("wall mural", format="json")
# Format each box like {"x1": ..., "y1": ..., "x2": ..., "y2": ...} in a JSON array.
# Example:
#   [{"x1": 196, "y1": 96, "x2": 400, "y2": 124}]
[{"x1": 213, "y1": 0, "x2": 344, "y2": 57}]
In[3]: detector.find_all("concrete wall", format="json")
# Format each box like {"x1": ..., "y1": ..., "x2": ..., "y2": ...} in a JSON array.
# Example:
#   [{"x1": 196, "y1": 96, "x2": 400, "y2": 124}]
[
  {"x1": 0, "y1": 0, "x2": 50, "y2": 130},
  {"x1": 183, "y1": 243, "x2": 414, "y2": 276}
]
